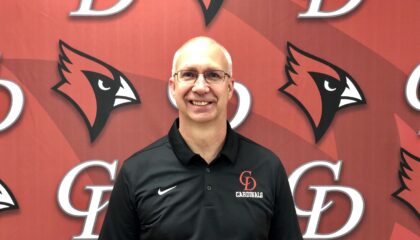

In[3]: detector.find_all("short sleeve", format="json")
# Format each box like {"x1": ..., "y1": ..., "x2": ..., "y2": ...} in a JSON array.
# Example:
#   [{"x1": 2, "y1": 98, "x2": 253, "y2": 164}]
[
  {"x1": 268, "y1": 161, "x2": 303, "y2": 240},
  {"x1": 98, "y1": 164, "x2": 140, "y2": 240}
]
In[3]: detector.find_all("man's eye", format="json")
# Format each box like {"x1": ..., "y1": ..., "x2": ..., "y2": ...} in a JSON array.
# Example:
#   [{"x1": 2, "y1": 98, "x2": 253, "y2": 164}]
[
  {"x1": 206, "y1": 71, "x2": 222, "y2": 79},
  {"x1": 98, "y1": 79, "x2": 111, "y2": 91},
  {"x1": 181, "y1": 71, "x2": 197, "y2": 79}
]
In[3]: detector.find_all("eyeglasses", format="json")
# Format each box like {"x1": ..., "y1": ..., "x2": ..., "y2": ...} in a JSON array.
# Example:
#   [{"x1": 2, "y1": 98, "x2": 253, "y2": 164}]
[{"x1": 174, "y1": 70, "x2": 230, "y2": 84}]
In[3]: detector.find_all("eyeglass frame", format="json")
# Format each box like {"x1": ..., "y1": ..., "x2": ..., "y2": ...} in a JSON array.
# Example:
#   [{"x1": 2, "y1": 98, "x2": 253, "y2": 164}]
[{"x1": 173, "y1": 70, "x2": 231, "y2": 84}]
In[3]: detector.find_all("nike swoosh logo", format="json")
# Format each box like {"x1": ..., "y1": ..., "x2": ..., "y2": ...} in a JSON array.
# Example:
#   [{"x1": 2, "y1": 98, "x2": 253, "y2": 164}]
[{"x1": 158, "y1": 186, "x2": 177, "y2": 196}]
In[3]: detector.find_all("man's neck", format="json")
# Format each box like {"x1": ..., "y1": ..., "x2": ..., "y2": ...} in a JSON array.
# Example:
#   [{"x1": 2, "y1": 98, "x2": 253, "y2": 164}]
[{"x1": 178, "y1": 118, "x2": 227, "y2": 164}]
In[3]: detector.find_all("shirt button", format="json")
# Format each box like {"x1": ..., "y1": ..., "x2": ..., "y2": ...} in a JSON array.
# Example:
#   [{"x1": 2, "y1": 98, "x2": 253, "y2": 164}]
[
  {"x1": 207, "y1": 185, "x2": 212, "y2": 191},
  {"x1": 206, "y1": 168, "x2": 211, "y2": 173}
]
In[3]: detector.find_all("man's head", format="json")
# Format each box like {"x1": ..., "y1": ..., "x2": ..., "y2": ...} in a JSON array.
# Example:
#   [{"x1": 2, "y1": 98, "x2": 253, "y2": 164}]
[
  {"x1": 171, "y1": 37, "x2": 232, "y2": 77},
  {"x1": 169, "y1": 37, "x2": 234, "y2": 125}
]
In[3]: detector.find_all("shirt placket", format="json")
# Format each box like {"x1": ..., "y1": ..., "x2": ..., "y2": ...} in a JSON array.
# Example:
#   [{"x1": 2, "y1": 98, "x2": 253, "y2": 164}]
[{"x1": 203, "y1": 165, "x2": 216, "y2": 206}]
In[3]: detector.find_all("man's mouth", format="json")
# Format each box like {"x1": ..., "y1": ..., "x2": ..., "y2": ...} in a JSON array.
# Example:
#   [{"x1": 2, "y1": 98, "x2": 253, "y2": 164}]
[{"x1": 190, "y1": 101, "x2": 211, "y2": 106}]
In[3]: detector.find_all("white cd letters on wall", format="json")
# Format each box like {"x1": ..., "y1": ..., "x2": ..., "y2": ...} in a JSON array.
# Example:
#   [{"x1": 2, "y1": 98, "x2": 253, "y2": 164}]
[{"x1": 0, "y1": 79, "x2": 24, "y2": 132}]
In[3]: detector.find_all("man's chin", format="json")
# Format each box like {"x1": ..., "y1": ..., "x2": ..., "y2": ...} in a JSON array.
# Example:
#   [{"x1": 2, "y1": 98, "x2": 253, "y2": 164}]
[
  {"x1": 190, "y1": 115, "x2": 215, "y2": 123},
  {"x1": 183, "y1": 112, "x2": 219, "y2": 124}
]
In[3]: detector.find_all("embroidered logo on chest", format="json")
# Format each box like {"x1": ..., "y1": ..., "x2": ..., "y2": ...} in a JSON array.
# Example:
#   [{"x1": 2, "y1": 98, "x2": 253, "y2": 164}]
[
  {"x1": 157, "y1": 186, "x2": 177, "y2": 196},
  {"x1": 236, "y1": 171, "x2": 263, "y2": 199}
]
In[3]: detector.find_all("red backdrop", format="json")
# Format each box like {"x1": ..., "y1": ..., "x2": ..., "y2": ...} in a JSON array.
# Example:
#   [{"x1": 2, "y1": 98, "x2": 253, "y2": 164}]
[{"x1": 0, "y1": 0, "x2": 419, "y2": 239}]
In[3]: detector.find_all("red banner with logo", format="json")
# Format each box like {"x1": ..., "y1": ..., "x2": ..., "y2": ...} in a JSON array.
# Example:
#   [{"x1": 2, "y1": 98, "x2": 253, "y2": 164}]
[{"x1": 0, "y1": 0, "x2": 419, "y2": 239}]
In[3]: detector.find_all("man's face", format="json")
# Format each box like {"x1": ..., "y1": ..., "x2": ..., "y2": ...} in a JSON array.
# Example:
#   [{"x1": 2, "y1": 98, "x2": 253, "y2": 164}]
[{"x1": 169, "y1": 42, "x2": 233, "y2": 124}]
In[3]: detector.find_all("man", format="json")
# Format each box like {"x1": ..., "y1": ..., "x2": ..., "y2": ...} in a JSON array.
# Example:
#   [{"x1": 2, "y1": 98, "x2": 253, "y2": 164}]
[{"x1": 99, "y1": 37, "x2": 302, "y2": 240}]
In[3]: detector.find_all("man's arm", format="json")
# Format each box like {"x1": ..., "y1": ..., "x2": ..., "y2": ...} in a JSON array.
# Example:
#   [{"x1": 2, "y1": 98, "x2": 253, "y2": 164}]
[
  {"x1": 99, "y1": 165, "x2": 140, "y2": 240},
  {"x1": 268, "y1": 162, "x2": 303, "y2": 240}
]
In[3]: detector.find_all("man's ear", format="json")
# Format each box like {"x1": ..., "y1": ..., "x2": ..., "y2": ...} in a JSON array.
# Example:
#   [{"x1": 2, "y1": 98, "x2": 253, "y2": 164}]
[
  {"x1": 228, "y1": 79, "x2": 234, "y2": 99},
  {"x1": 169, "y1": 77, "x2": 176, "y2": 96}
]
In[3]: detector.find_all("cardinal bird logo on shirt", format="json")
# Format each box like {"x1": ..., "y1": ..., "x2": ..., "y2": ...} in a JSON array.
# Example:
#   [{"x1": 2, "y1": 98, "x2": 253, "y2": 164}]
[
  {"x1": 52, "y1": 40, "x2": 140, "y2": 142},
  {"x1": 0, "y1": 180, "x2": 18, "y2": 213},
  {"x1": 279, "y1": 43, "x2": 366, "y2": 142},
  {"x1": 392, "y1": 149, "x2": 420, "y2": 219},
  {"x1": 197, "y1": 0, "x2": 224, "y2": 26}
]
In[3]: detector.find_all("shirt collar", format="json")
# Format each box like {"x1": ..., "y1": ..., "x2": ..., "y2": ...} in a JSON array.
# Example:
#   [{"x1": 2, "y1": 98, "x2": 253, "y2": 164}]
[{"x1": 168, "y1": 119, "x2": 239, "y2": 165}]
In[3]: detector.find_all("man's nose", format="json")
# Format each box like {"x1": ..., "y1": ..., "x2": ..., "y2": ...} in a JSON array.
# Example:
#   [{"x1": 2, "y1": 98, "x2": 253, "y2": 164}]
[{"x1": 192, "y1": 74, "x2": 210, "y2": 93}]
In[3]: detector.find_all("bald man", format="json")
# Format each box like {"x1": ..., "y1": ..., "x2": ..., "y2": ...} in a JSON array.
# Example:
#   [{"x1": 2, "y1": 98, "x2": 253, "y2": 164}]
[{"x1": 99, "y1": 37, "x2": 302, "y2": 240}]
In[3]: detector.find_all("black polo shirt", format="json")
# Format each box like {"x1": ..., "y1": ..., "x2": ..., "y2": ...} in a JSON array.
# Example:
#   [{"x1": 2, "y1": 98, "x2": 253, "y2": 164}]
[{"x1": 99, "y1": 120, "x2": 302, "y2": 240}]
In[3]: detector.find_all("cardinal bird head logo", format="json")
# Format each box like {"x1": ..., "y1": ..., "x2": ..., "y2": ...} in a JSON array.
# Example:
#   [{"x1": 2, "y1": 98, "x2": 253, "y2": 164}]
[
  {"x1": 392, "y1": 149, "x2": 420, "y2": 219},
  {"x1": 279, "y1": 42, "x2": 366, "y2": 142},
  {"x1": 53, "y1": 40, "x2": 140, "y2": 142},
  {"x1": 0, "y1": 180, "x2": 18, "y2": 213},
  {"x1": 197, "y1": 0, "x2": 224, "y2": 26}
]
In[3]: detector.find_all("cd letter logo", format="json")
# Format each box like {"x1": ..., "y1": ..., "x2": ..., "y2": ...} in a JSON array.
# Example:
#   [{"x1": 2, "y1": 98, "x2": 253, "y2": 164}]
[
  {"x1": 70, "y1": 0, "x2": 222, "y2": 26},
  {"x1": 0, "y1": 79, "x2": 24, "y2": 132},
  {"x1": 405, "y1": 65, "x2": 420, "y2": 111},
  {"x1": 239, "y1": 171, "x2": 257, "y2": 191},
  {"x1": 70, "y1": 0, "x2": 133, "y2": 16},
  {"x1": 58, "y1": 160, "x2": 118, "y2": 240},
  {"x1": 289, "y1": 161, "x2": 364, "y2": 239},
  {"x1": 299, "y1": 0, "x2": 362, "y2": 18}
]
